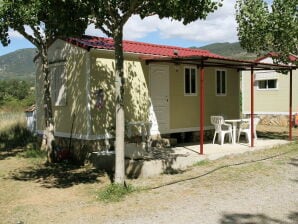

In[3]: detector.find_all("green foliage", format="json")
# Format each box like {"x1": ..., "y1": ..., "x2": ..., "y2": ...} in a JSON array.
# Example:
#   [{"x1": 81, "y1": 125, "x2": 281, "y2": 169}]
[
  {"x1": 0, "y1": 0, "x2": 90, "y2": 48},
  {"x1": 0, "y1": 79, "x2": 35, "y2": 109},
  {"x1": 97, "y1": 183, "x2": 138, "y2": 202},
  {"x1": 236, "y1": 0, "x2": 298, "y2": 65},
  {"x1": 19, "y1": 147, "x2": 46, "y2": 159}
]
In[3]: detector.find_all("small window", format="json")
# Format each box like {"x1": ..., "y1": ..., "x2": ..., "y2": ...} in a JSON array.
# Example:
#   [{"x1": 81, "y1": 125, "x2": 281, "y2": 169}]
[
  {"x1": 50, "y1": 63, "x2": 67, "y2": 106},
  {"x1": 184, "y1": 67, "x2": 197, "y2": 95},
  {"x1": 216, "y1": 70, "x2": 227, "y2": 96},
  {"x1": 257, "y1": 79, "x2": 277, "y2": 90}
]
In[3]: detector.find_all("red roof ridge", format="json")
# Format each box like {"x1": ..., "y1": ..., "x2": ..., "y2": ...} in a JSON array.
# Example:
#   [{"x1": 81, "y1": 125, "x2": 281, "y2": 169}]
[
  {"x1": 255, "y1": 52, "x2": 298, "y2": 62},
  {"x1": 122, "y1": 38, "x2": 210, "y2": 54},
  {"x1": 67, "y1": 35, "x2": 222, "y2": 58}
]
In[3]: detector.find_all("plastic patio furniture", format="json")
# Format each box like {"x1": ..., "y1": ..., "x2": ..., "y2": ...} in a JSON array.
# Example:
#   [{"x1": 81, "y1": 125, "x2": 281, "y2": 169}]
[
  {"x1": 210, "y1": 116, "x2": 233, "y2": 145},
  {"x1": 237, "y1": 117, "x2": 260, "y2": 144}
]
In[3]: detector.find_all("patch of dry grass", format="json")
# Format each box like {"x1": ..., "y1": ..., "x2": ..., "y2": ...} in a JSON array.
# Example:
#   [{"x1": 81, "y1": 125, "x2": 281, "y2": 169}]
[
  {"x1": 0, "y1": 112, "x2": 26, "y2": 132},
  {"x1": 0, "y1": 112, "x2": 35, "y2": 151}
]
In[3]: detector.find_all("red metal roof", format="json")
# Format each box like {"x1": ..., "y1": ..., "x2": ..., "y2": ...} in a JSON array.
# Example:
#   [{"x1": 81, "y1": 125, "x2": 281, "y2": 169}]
[
  {"x1": 255, "y1": 52, "x2": 298, "y2": 62},
  {"x1": 289, "y1": 54, "x2": 298, "y2": 62},
  {"x1": 67, "y1": 35, "x2": 224, "y2": 58}
]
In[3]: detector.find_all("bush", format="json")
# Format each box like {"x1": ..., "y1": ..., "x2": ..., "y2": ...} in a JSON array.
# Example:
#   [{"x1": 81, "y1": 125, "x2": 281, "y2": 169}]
[
  {"x1": 20, "y1": 147, "x2": 46, "y2": 159},
  {"x1": 0, "y1": 80, "x2": 35, "y2": 110}
]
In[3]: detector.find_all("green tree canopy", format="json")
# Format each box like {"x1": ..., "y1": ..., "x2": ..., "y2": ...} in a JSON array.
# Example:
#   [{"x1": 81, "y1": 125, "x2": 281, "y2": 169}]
[
  {"x1": 236, "y1": 0, "x2": 298, "y2": 65},
  {"x1": 0, "y1": 0, "x2": 89, "y2": 48},
  {"x1": 0, "y1": 80, "x2": 34, "y2": 108}
]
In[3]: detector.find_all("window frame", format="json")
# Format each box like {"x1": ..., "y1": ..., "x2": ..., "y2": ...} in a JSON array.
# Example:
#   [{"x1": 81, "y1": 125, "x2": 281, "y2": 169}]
[
  {"x1": 257, "y1": 79, "x2": 278, "y2": 90},
  {"x1": 49, "y1": 62, "x2": 67, "y2": 106},
  {"x1": 215, "y1": 69, "x2": 227, "y2": 96},
  {"x1": 184, "y1": 66, "x2": 197, "y2": 96}
]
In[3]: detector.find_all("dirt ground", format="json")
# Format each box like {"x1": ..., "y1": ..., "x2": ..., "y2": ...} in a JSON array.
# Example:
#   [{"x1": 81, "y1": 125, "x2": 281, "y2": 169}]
[{"x1": 0, "y1": 125, "x2": 297, "y2": 224}]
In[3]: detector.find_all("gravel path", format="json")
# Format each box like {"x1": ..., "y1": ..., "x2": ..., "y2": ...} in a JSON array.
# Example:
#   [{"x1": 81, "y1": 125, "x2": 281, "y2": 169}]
[{"x1": 103, "y1": 146, "x2": 298, "y2": 224}]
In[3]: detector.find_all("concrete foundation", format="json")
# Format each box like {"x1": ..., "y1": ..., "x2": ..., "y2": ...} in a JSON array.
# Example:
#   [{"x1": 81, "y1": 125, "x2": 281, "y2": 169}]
[{"x1": 88, "y1": 139, "x2": 289, "y2": 178}]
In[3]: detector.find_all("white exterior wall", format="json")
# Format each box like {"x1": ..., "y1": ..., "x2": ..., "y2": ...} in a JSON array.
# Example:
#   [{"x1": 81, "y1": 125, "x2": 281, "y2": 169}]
[{"x1": 242, "y1": 57, "x2": 298, "y2": 115}]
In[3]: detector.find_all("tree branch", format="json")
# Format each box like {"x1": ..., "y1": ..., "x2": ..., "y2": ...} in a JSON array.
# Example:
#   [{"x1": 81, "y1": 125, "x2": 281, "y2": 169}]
[
  {"x1": 100, "y1": 25, "x2": 112, "y2": 37},
  {"x1": 17, "y1": 26, "x2": 40, "y2": 49},
  {"x1": 122, "y1": 0, "x2": 144, "y2": 25}
]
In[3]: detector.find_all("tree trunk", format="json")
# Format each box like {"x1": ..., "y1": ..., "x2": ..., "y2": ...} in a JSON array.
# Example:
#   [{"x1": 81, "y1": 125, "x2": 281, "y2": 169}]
[
  {"x1": 40, "y1": 45, "x2": 55, "y2": 163},
  {"x1": 113, "y1": 27, "x2": 125, "y2": 185}
]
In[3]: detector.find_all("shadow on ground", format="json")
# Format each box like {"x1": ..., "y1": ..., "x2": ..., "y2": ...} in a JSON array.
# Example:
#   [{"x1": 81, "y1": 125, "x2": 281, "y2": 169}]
[
  {"x1": 257, "y1": 130, "x2": 294, "y2": 140},
  {"x1": 289, "y1": 158, "x2": 298, "y2": 167},
  {"x1": 0, "y1": 148, "x2": 26, "y2": 160},
  {"x1": 0, "y1": 125, "x2": 34, "y2": 151},
  {"x1": 220, "y1": 212, "x2": 298, "y2": 224},
  {"x1": 9, "y1": 162, "x2": 105, "y2": 188}
]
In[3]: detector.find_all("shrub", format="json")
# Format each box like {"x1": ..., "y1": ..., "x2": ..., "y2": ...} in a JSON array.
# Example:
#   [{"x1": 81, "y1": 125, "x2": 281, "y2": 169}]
[{"x1": 20, "y1": 147, "x2": 46, "y2": 159}]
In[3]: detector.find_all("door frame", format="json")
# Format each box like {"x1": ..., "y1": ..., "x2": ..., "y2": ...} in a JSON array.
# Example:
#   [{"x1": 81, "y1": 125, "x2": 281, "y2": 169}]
[{"x1": 149, "y1": 64, "x2": 170, "y2": 134}]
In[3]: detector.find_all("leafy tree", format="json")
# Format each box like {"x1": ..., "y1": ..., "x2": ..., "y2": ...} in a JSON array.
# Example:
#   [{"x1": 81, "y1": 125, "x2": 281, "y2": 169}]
[
  {"x1": 5, "y1": 80, "x2": 29, "y2": 100},
  {"x1": 236, "y1": 0, "x2": 298, "y2": 65},
  {"x1": 0, "y1": 80, "x2": 34, "y2": 108},
  {"x1": 0, "y1": 0, "x2": 90, "y2": 161},
  {"x1": 90, "y1": 0, "x2": 223, "y2": 185}
]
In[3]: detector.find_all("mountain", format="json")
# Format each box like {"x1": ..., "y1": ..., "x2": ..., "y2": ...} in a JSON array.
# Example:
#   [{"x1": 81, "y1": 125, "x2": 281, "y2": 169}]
[
  {"x1": 0, "y1": 48, "x2": 37, "y2": 81},
  {"x1": 197, "y1": 42, "x2": 257, "y2": 60},
  {"x1": 0, "y1": 42, "x2": 256, "y2": 82}
]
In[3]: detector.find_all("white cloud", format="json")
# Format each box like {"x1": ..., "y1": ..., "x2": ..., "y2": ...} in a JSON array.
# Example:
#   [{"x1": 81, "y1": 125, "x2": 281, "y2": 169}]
[
  {"x1": 8, "y1": 26, "x2": 38, "y2": 39},
  {"x1": 124, "y1": 15, "x2": 158, "y2": 40},
  {"x1": 8, "y1": 28, "x2": 24, "y2": 38},
  {"x1": 123, "y1": 0, "x2": 238, "y2": 44},
  {"x1": 85, "y1": 23, "x2": 106, "y2": 37}
]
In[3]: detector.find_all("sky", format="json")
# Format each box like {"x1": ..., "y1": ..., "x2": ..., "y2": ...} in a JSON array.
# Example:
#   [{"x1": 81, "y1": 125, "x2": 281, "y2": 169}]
[{"x1": 0, "y1": 0, "x2": 264, "y2": 56}]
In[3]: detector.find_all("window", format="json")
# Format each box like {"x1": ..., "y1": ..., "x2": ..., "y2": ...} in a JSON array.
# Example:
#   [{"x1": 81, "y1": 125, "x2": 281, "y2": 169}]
[
  {"x1": 216, "y1": 70, "x2": 227, "y2": 95},
  {"x1": 257, "y1": 79, "x2": 277, "y2": 90},
  {"x1": 50, "y1": 63, "x2": 66, "y2": 106},
  {"x1": 184, "y1": 67, "x2": 197, "y2": 95}
]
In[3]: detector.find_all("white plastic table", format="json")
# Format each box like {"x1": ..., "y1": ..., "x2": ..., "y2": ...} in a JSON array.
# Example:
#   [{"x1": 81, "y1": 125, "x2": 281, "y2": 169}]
[{"x1": 225, "y1": 119, "x2": 250, "y2": 144}]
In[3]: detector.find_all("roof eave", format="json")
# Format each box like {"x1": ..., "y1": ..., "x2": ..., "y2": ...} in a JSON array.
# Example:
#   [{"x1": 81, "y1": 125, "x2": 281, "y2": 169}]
[{"x1": 144, "y1": 55, "x2": 297, "y2": 71}]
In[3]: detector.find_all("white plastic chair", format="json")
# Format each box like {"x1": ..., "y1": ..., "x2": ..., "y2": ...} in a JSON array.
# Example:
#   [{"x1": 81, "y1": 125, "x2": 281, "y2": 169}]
[
  {"x1": 210, "y1": 116, "x2": 233, "y2": 145},
  {"x1": 237, "y1": 118, "x2": 260, "y2": 144}
]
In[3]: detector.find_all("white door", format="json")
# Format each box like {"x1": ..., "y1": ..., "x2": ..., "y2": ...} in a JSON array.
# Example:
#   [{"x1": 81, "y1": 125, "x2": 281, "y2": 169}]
[{"x1": 149, "y1": 65, "x2": 170, "y2": 134}]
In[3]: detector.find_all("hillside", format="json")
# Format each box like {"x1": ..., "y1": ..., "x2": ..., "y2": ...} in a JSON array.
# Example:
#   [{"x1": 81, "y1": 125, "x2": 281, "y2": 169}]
[
  {"x1": 0, "y1": 42, "x2": 256, "y2": 82},
  {"x1": 0, "y1": 48, "x2": 37, "y2": 81},
  {"x1": 197, "y1": 42, "x2": 257, "y2": 60}
]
